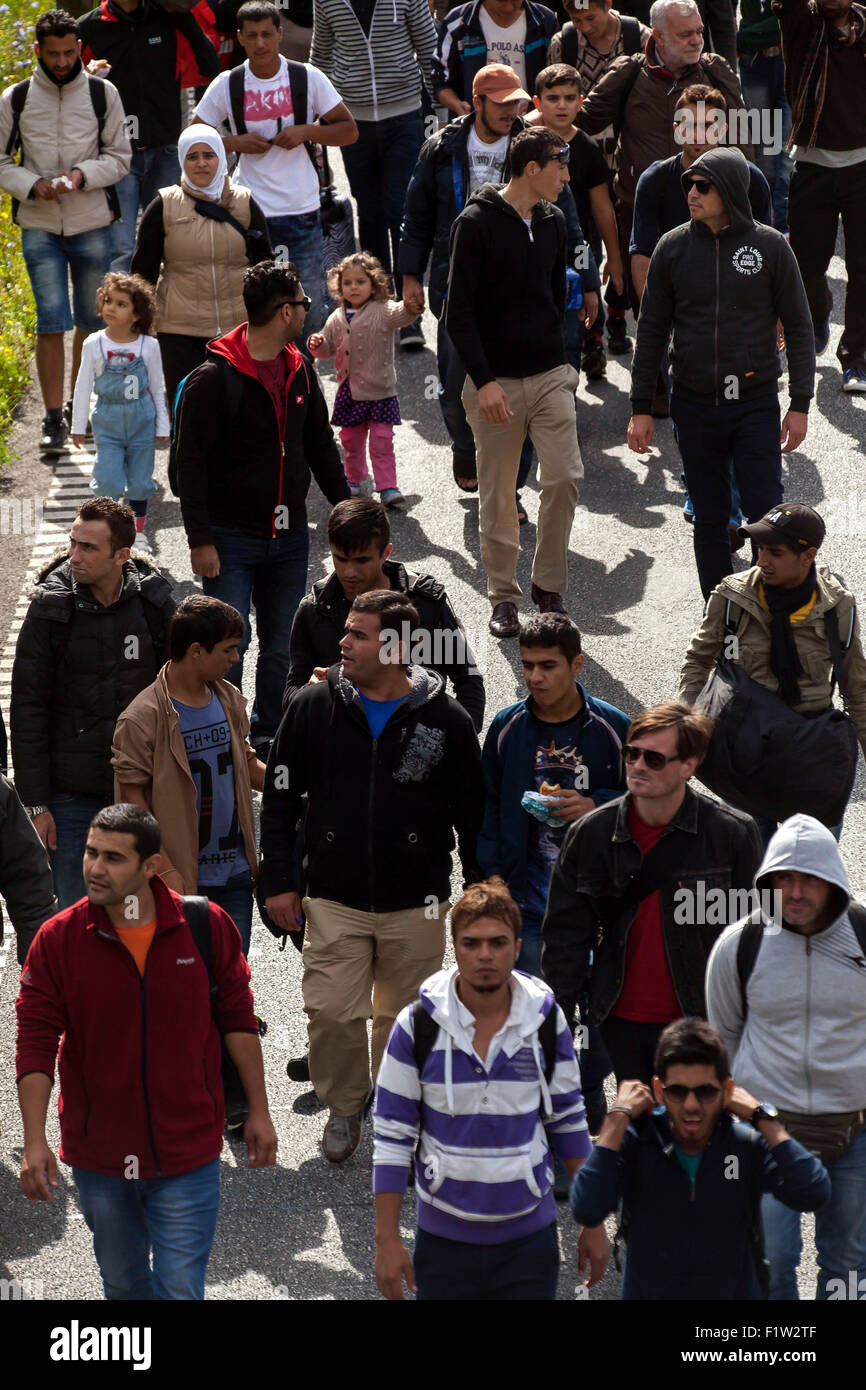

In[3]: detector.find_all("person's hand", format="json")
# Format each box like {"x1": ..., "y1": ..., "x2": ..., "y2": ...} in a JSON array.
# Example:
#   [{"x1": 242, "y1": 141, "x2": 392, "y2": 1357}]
[
  {"x1": 780, "y1": 409, "x2": 807, "y2": 453},
  {"x1": 724, "y1": 1083, "x2": 760, "y2": 1121},
  {"x1": 581, "y1": 291, "x2": 598, "y2": 330},
  {"x1": 232, "y1": 133, "x2": 272, "y2": 155},
  {"x1": 453, "y1": 101, "x2": 472, "y2": 115},
  {"x1": 32, "y1": 810, "x2": 57, "y2": 852},
  {"x1": 375, "y1": 1237, "x2": 417, "y2": 1300},
  {"x1": 602, "y1": 257, "x2": 625, "y2": 297},
  {"x1": 627, "y1": 414, "x2": 654, "y2": 453},
  {"x1": 54, "y1": 170, "x2": 82, "y2": 195},
  {"x1": 244, "y1": 1108, "x2": 278, "y2": 1167},
  {"x1": 308, "y1": 666, "x2": 328, "y2": 684},
  {"x1": 190, "y1": 543, "x2": 220, "y2": 578},
  {"x1": 156, "y1": 435, "x2": 169, "y2": 445},
  {"x1": 546, "y1": 789, "x2": 596, "y2": 823},
  {"x1": 20, "y1": 1140, "x2": 59, "y2": 1201},
  {"x1": 307, "y1": 332, "x2": 325, "y2": 352},
  {"x1": 614, "y1": 1079, "x2": 655, "y2": 1117},
  {"x1": 577, "y1": 1224, "x2": 610, "y2": 1287},
  {"x1": 403, "y1": 288, "x2": 425, "y2": 316},
  {"x1": 161, "y1": 868, "x2": 187, "y2": 895},
  {"x1": 272, "y1": 125, "x2": 311, "y2": 151},
  {"x1": 32, "y1": 177, "x2": 61, "y2": 201},
  {"x1": 265, "y1": 890, "x2": 303, "y2": 934},
  {"x1": 477, "y1": 381, "x2": 513, "y2": 424},
  {"x1": 72, "y1": 434, "x2": 85, "y2": 448},
  {"x1": 86, "y1": 57, "x2": 110, "y2": 72}
]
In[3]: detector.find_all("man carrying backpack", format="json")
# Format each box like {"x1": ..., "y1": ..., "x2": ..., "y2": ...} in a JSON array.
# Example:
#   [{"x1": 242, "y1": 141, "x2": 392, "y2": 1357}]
[
  {"x1": 707, "y1": 814, "x2": 866, "y2": 1300},
  {"x1": 0, "y1": 7, "x2": 130, "y2": 455},
  {"x1": 15, "y1": 803, "x2": 277, "y2": 1301},
  {"x1": 678, "y1": 504, "x2": 866, "y2": 845},
  {"x1": 372, "y1": 877, "x2": 610, "y2": 1300}
]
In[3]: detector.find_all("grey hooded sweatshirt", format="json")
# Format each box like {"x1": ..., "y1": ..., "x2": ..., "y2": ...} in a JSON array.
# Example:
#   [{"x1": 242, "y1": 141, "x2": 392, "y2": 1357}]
[
  {"x1": 706, "y1": 814, "x2": 866, "y2": 1114},
  {"x1": 630, "y1": 145, "x2": 815, "y2": 416}
]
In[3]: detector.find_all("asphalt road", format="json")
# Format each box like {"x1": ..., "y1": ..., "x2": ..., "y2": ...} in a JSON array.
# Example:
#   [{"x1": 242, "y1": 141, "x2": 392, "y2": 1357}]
[{"x1": 0, "y1": 213, "x2": 860, "y2": 1304}]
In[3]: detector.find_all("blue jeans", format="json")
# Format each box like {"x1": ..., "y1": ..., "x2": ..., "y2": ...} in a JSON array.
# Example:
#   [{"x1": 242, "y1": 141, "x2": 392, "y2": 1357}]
[
  {"x1": 341, "y1": 110, "x2": 424, "y2": 293},
  {"x1": 22, "y1": 226, "x2": 112, "y2": 335},
  {"x1": 266, "y1": 210, "x2": 327, "y2": 333},
  {"x1": 203, "y1": 523, "x2": 310, "y2": 740},
  {"x1": 739, "y1": 55, "x2": 793, "y2": 234},
  {"x1": 49, "y1": 792, "x2": 108, "y2": 908},
  {"x1": 202, "y1": 869, "x2": 253, "y2": 956},
  {"x1": 670, "y1": 392, "x2": 783, "y2": 601},
  {"x1": 112, "y1": 145, "x2": 180, "y2": 270},
  {"x1": 436, "y1": 315, "x2": 535, "y2": 489},
  {"x1": 414, "y1": 1221, "x2": 559, "y2": 1300},
  {"x1": 73, "y1": 1158, "x2": 220, "y2": 1300},
  {"x1": 761, "y1": 1127, "x2": 866, "y2": 1300}
]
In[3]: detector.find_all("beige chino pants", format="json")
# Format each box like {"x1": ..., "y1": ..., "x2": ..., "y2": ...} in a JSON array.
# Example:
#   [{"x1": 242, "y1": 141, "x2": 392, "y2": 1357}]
[
  {"x1": 463, "y1": 364, "x2": 584, "y2": 605},
  {"x1": 301, "y1": 896, "x2": 448, "y2": 1116}
]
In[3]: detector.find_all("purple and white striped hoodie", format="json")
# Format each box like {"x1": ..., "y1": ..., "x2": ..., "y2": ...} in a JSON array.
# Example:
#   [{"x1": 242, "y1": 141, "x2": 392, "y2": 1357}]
[{"x1": 373, "y1": 966, "x2": 592, "y2": 1243}]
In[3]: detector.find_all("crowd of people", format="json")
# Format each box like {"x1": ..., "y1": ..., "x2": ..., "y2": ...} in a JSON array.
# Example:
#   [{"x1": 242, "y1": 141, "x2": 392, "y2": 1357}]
[{"x1": 1, "y1": 0, "x2": 865, "y2": 1305}]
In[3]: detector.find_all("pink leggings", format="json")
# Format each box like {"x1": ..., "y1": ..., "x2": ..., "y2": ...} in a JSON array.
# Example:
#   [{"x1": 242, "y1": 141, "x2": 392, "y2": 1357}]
[{"x1": 339, "y1": 423, "x2": 397, "y2": 492}]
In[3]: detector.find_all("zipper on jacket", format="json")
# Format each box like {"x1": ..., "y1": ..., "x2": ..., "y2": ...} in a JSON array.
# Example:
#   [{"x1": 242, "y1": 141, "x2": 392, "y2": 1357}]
[
  {"x1": 368, "y1": 733, "x2": 377, "y2": 910},
  {"x1": 271, "y1": 357, "x2": 304, "y2": 538},
  {"x1": 139, "y1": 952, "x2": 161, "y2": 1176},
  {"x1": 803, "y1": 936, "x2": 812, "y2": 1111},
  {"x1": 713, "y1": 239, "x2": 720, "y2": 408}
]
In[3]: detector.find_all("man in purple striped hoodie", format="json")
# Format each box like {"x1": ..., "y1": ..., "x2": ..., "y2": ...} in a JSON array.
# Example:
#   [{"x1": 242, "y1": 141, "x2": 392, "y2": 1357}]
[{"x1": 372, "y1": 877, "x2": 610, "y2": 1300}]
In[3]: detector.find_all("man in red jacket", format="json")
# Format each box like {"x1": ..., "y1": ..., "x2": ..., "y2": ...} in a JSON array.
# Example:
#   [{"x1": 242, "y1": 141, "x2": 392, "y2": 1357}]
[{"x1": 15, "y1": 802, "x2": 277, "y2": 1301}]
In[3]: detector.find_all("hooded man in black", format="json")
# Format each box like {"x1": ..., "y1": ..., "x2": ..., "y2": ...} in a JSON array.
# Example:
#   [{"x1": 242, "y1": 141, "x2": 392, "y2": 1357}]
[{"x1": 627, "y1": 145, "x2": 815, "y2": 601}]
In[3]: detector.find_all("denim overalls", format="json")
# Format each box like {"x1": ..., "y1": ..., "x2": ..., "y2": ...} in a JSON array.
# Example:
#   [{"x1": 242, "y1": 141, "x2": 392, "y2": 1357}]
[{"x1": 90, "y1": 336, "x2": 157, "y2": 503}]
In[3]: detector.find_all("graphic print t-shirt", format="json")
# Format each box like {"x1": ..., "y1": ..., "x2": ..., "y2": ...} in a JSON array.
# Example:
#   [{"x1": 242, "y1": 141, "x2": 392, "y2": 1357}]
[
  {"x1": 479, "y1": 9, "x2": 528, "y2": 89},
  {"x1": 523, "y1": 712, "x2": 586, "y2": 918},
  {"x1": 195, "y1": 58, "x2": 342, "y2": 217},
  {"x1": 172, "y1": 690, "x2": 249, "y2": 887},
  {"x1": 466, "y1": 125, "x2": 510, "y2": 195}
]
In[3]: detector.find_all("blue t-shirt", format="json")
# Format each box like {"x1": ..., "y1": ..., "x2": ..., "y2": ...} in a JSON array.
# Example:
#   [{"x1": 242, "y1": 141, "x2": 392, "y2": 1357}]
[
  {"x1": 523, "y1": 711, "x2": 586, "y2": 920},
  {"x1": 674, "y1": 1145, "x2": 703, "y2": 1184},
  {"x1": 171, "y1": 690, "x2": 249, "y2": 887},
  {"x1": 359, "y1": 691, "x2": 407, "y2": 738},
  {"x1": 630, "y1": 153, "x2": 773, "y2": 258}
]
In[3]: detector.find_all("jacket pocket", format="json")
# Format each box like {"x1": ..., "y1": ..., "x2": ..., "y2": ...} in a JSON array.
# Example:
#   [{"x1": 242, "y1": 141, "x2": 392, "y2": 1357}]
[{"x1": 417, "y1": 1139, "x2": 546, "y2": 1217}]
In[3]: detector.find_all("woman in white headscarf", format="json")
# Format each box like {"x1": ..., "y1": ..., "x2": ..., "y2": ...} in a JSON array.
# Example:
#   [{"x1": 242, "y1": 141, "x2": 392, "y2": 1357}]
[{"x1": 131, "y1": 123, "x2": 272, "y2": 414}]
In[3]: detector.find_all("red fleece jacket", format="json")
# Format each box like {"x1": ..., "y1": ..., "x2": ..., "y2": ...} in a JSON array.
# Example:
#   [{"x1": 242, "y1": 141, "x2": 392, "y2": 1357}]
[{"x1": 15, "y1": 875, "x2": 258, "y2": 1178}]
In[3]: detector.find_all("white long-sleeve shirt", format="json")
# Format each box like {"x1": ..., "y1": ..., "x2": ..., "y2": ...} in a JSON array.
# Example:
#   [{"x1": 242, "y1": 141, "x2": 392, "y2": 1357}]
[{"x1": 72, "y1": 331, "x2": 170, "y2": 437}]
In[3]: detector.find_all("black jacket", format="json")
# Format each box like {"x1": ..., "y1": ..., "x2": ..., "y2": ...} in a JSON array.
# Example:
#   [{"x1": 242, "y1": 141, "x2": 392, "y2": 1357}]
[
  {"x1": 79, "y1": 0, "x2": 220, "y2": 150},
  {"x1": 10, "y1": 554, "x2": 175, "y2": 805},
  {"x1": 542, "y1": 783, "x2": 762, "y2": 1026},
  {"x1": 630, "y1": 146, "x2": 815, "y2": 415},
  {"x1": 0, "y1": 774, "x2": 57, "y2": 966},
  {"x1": 283, "y1": 561, "x2": 485, "y2": 731},
  {"x1": 260, "y1": 664, "x2": 483, "y2": 912},
  {"x1": 571, "y1": 1109, "x2": 829, "y2": 1300},
  {"x1": 398, "y1": 112, "x2": 598, "y2": 321},
  {"x1": 431, "y1": 0, "x2": 558, "y2": 104},
  {"x1": 445, "y1": 183, "x2": 570, "y2": 390},
  {"x1": 175, "y1": 323, "x2": 349, "y2": 548}
]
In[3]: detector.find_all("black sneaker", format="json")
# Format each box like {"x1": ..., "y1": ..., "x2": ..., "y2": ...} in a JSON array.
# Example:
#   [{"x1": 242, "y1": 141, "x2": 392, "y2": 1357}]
[
  {"x1": 286, "y1": 1053, "x2": 311, "y2": 1082},
  {"x1": 225, "y1": 1099, "x2": 249, "y2": 1134},
  {"x1": 606, "y1": 318, "x2": 631, "y2": 355},
  {"x1": 398, "y1": 322, "x2": 425, "y2": 352},
  {"x1": 40, "y1": 413, "x2": 68, "y2": 455},
  {"x1": 581, "y1": 343, "x2": 607, "y2": 379}
]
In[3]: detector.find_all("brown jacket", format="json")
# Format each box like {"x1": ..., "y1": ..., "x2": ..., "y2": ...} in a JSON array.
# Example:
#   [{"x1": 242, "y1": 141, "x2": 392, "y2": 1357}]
[
  {"x1": 678, "y1": 565, "x2": 866, "y2": 757},
  {"x1": 575, "y1": 41, "x2": 745, "y2": 205},
  {"x1": 155, "y1": 181, "x2": 257, "y2": 338},
  {"x1": 111, "y1": 666, "x2": 259, "y2": 892}
]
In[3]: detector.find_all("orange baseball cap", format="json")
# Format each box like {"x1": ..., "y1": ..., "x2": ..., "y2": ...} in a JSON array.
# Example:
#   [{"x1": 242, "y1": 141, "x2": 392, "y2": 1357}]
[{"x1": 472, "y1": 63, "x2": 531, "y2": 103}]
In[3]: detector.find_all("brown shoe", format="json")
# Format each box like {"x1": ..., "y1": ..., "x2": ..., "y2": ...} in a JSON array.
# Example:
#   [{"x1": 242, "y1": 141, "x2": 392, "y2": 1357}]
[
  {"x1": 489, "y1": 601, "x2": 520, "y2": 638},
  {"x1": 322, "y1": 1109, "x2": 363, "y2": 1163},
  {"x1": 530, "y1": 584, "x2": 566, "y2": 614}
]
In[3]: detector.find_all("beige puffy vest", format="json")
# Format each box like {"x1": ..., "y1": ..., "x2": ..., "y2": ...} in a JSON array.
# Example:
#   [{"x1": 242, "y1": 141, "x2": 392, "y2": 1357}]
[{"x1": 154, "y1": 181, "x2": 253, "y2": 339}]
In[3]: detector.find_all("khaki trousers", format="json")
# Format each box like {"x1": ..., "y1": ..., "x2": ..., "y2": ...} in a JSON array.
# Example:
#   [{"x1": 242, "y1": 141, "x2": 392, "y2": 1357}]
[
  {"x1": 463, "y1": 364, "x2": 583, "y2": 605},
  {"x1": 301, "y1": 896, "x2": 448, "y2": 1115}
]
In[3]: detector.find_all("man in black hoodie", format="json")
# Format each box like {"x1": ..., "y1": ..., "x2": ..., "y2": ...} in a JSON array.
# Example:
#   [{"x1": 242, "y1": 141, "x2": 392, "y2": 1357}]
[
  {"x1": 175, "y1": 259, "x2": 349, "y2": 756},
  {"x1": 627, "y1": 146, "x2": 815, "y2": 601},
  {"x1": 260, "y1": 589, "x2": 483, "y2": 1165},
  {"x1": 446, "y1": 125, "x2": 586, "y2": 641}
]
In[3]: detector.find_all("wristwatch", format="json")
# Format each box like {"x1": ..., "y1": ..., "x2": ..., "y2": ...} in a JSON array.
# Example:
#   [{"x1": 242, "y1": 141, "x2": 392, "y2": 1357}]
[
  {"x1": 750, "y1": 1102, "x2": 780, "y2": 1128},
  {"x1": 25, "y1": 805, "x2": 48, "y2": 819}
]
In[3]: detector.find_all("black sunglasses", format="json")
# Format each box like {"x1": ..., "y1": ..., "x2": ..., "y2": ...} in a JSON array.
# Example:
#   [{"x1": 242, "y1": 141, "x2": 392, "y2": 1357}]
[
  {"x1": 623, "y1": 743, "x2": 680, "y2": 771},
  {"x1": 662, "y1": 1083, "x2": 723, "y2": 1104},
  {"x1": 687, "y1": 177, "x2": 713, "y2": 195},
  {"x1": 541, "y1": 146, "x2": 571, "y2": 167},
  {"x1": 280, "y1": 296, "x2": 312, "y2": 311}
]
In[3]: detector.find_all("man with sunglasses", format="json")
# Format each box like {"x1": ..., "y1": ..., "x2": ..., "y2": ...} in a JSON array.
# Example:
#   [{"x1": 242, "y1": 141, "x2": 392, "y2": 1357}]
[
  {"x1": 570, "y1": 1017, "x2": 829, "y2": 1299},
  {"x1": 175, "y1": 259, "x2": 350, "y2": 757},
  {"x1": 543, "y1": 701, "x2": 762, "y2": 1087}
]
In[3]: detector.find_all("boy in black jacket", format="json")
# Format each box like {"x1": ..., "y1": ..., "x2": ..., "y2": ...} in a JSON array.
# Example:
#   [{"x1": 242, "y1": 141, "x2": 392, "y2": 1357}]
[
  {"x1": 175, "y1": 260, "x2": 349, "y2": 755},
  {"x1": 570, "y1": 1018, "x2": 830, "y2": 1299},
  {"x1": 261, "y1": 589, "x2": 483, "y2": 1165}
]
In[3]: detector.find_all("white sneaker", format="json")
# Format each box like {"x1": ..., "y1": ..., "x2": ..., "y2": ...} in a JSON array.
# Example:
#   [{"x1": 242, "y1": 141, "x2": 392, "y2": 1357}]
[{"x1": 133, "y1": 531, "x2": 152, "y2": 552}]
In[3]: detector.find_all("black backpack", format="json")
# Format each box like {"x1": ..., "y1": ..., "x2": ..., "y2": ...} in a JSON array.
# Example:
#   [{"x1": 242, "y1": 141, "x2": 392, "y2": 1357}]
[
  {"x1": 412, "y1": 997, "x2": 558, "y2": 1082},
  {"x1": 228, "y1": 60, "x2": 318, "y2": 178},
  {"x1": 4, "y1": 75, "x2": 121, "y2": 224},
  {"x1": 735, "y1": 901, "x2": 866, "y2": 1017},
  {"x1": 559, "y1": 14, "x2": 643, "y2": 67}
]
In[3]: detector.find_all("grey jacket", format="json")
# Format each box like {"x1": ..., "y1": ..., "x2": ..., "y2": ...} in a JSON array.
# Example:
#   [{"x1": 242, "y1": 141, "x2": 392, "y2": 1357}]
[
  {"x1": 0, "y1": 775, "x2": 57, "y2": 966},
  {"x1": 706, "y1": 815, "x2": 866, "y2": 1114}
]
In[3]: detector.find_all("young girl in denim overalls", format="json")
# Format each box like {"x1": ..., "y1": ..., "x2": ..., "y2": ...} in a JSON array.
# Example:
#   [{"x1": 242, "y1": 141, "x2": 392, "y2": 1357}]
[{"x1": 72, "y1": 272, "x2": 169, "y2": 551}]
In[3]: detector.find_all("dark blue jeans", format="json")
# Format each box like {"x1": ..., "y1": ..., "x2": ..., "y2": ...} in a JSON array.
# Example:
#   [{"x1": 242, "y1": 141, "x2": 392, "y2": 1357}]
[
  {"x1": 112, "y1": 145, "x2": 181, "y2": 270},
  {"x1": 341, "y1": 110, "x2": 424, "y2": 292},
  {"x1": 203, "y1": 523, "x2": 310, "y2": 741},
  {"x1": 738, "y1": 54, "x2": 793, "y2": 234},
  {"x1": 202, "y1": 869, "x2": 253, "y2": 956},
  {"x1": 49, "y1": 792, "x2": 109, "y2": 908},
  {"x1": 414, "y1": 1221, "x2": 559, "y2": 1300},
  {"x1": 266, "y1": 210, "x2": 327, "y2": 333},
  {"x1": 436, "y1": 315, "x2": 534, "y2": 489},
  {"x1": 670, "y1": 392, "x2": 783, "y2": 600}
]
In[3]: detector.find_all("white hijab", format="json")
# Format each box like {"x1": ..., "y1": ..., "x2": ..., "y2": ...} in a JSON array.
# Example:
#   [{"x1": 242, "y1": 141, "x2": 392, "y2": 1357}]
[{"x1": 179, "y1": 124, "x2": 229, "y2": 202}]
